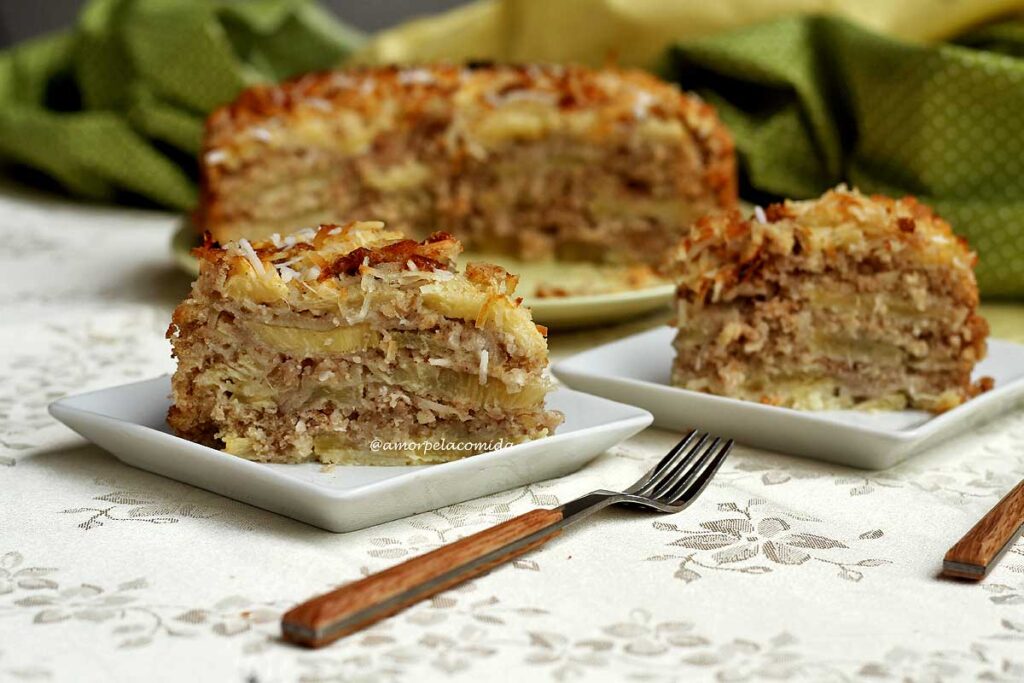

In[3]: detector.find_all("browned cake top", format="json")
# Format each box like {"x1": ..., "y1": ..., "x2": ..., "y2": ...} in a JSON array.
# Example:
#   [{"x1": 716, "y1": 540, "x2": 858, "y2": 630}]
[
  {"x1": 188, "y1": 222, "x2": 547, "y2": 347},
  {"x1": 207, "y1": 63, "x2": 725, "y2": 145},
  {"x1": 196, "y1": 222, "x2": 460, "y2": 281},
  {"x1": 200, "y1": 64, "x2": 734, "y2": 205},
  {"x1": 195, "y1": 221, "x2": 525, "y2": 297},
  {"x1": 669, "y1": 186, "x2": 980, "y2": 304}
]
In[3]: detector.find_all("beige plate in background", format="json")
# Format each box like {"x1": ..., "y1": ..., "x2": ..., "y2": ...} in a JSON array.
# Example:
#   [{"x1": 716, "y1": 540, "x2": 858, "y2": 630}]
[{"x1": 171, "y1": 221, "x2": 675, "y2": 329}]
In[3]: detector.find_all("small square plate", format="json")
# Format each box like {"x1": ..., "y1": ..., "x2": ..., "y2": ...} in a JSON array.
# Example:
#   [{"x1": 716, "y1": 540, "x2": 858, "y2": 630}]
[
  {"x1": 49, "y1": 377, "x2": 652, "y2": 532},
  {"x1": 553, "y1": 327, "x2": 1024, "y2": 470}
]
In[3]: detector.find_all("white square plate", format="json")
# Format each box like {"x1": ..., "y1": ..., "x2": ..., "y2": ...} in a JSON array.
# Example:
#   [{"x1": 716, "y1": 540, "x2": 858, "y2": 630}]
[
  {"x1": 553, "y1": 327, "x2": 1024, "y2": 470},
  {"x1": 49, "y1": 377, "x2": 652, "y2": 532}
]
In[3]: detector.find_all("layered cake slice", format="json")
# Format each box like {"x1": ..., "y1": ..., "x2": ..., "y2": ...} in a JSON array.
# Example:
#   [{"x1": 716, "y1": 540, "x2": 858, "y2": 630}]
[
  {"x1": 197, "y1": 64, "x2": 736, "y2": 266},
  {"x1": 667, "y1": 186, "x2": 991, "y2": 412},
  {"x1": 167, "y1": 222, "x2": 562, "y2": 464}
]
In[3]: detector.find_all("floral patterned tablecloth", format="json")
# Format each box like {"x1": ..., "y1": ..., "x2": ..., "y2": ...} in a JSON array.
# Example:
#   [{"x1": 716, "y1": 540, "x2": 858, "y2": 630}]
[{"x1": 2, "y1": 183, "x2": 1024, "y2": 683}]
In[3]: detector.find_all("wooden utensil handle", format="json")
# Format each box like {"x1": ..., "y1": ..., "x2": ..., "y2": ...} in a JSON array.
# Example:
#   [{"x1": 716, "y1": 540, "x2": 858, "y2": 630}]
[
  {"x1": 282, "y1": 507, "x2": 565, "y2": 647},
  {"x1": 943, "y1": 479, "x2": 1024, "y2": 580}
]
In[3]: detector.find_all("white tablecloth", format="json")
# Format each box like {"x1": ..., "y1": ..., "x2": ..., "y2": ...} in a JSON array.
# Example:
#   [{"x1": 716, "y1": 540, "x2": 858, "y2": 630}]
[{"x1": 3, "y1": 185, "x2": 1024, "y2": 682}]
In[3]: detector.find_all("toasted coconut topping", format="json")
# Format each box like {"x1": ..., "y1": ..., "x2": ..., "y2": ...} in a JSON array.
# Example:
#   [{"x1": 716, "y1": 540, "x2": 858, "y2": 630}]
[
  {"x1": 668, "y1": 186, "x2": 980, "y2": 304},
  {"x1": 236, "y1": 238, "x2": 265, "y2": 275},
  {"x1": 193, "y1": 222, "x2": 536, "y2": 315},
  {"x1": 465, "y1": 262, "x2": 520, "y2": 294},
  {"x1": 206, "y1": 64, "x2": 721, "y2": 143}
]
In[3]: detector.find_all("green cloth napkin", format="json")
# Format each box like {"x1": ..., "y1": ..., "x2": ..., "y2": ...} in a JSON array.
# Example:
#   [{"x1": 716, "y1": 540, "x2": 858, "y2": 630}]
[
  {"x1": 0, "y1": 0, "x2": 361, "y2": 210},
  {"x1": 667, "y1": 16, "x2": 1024, "y2": 297}
]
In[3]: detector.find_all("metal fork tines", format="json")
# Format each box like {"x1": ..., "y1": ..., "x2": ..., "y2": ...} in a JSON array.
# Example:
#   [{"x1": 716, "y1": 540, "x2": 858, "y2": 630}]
[{"x1": 560, "y1": 430, "x2": 733, "y2": 520}]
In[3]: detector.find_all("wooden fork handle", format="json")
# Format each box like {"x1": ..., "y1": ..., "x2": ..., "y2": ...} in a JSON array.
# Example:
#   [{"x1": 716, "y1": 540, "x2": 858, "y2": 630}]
[
  {"x1": 281, "y1": 507, "x2": 565, "y2": 647},
  {"x1": 943, "y1": 479, "x2": 1024, "y2": 581}
]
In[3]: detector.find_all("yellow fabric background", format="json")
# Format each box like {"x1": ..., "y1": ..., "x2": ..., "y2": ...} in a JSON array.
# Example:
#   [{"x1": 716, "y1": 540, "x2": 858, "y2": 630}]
[{"x1": 357, "y1": 0, "x2": 1024, "y2": 68}]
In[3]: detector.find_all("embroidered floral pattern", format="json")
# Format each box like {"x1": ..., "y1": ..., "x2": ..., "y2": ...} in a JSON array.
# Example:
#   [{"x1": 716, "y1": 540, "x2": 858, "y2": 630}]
[
  {"x1": 365, "y1": 485, "x2": 561, "y2": 563},
  {"x1": 0, "y1": 550, "x2": 285, "y2": 652},
  {"x1": 645, "y1": 498, "x2": 890, "y2": 583}
]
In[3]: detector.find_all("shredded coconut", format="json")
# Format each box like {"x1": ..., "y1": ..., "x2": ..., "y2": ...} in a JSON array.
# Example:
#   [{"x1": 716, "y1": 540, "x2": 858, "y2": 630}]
[
  {"x1": 754, "y1": 206, "x2": 768, "y2": 224},
  {"x1": 283, "y1": 228, "x2": 317, "y2": 248},
  {"x1": 427, "y1": 358, "x2": 452, "y2": 367},
  {"x1": 712, "y1": 277, "x2": 725, "y2": 301},
  {"x1": 303, "y1": 266, "x2": 321, "y2": 281},
  {"x1": 249, "y1": 127, "x2": 272, "y2": 142},
  {"x1": 478, "y1": 349, "x2": 489, "y2": 385},
  {"x1": 414, "y1": 396, "x2": 458, "y2": 417},
  {"x1": 329, "y1": 73, "x2": 356, "y2": 89},
  {"x1": 398, "y1": 68, "x2": 435, "y2": 85},
  {"x1": 237, "y1": 238, "x2": 265, "y2": 275},
  {"x1": 486, "y1": 89, "x2": 557, "y2": 108},
  {"x1": 306, "y1": 97, "x2": 333, "y2": 112},
  {"x1": 276, "y1": 265, "x2": 299, "y2": 283},
  {"x1": 632, "y1": 90, "x2": 655, "y2": 119},
  {"x1": 357, "y1": 290, "x2": 372, "y2": 320},
  {"x1": 204, "y1": 150, "x2": 228, "y2": 165}
]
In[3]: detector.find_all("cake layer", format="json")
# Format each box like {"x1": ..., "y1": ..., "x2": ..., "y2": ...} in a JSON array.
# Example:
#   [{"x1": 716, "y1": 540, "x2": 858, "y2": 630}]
[
  {"x1": 218, "y1": 408, "x2": 557, "y2": 465},
  {"x1": 172, "y1": 339, "x2": 557, "y2": 462},
  {"x1": 669, "y1": 366, "x2": 975, "y2": 412},
  {"x1": 187, "y1": 344, "x2": 551, "y2": 414}
]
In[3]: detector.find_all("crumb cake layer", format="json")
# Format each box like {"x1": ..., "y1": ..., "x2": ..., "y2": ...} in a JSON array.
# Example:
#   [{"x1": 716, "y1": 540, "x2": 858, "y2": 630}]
[
  {"x1": 167, "y1": 222, "x2": 563, "y2": 465},
  {"x1": 197, "y1": 64, "x2": 736, "y2": 266},
  {"x1": 666, "y1": 186, "x2": 991, "y2": 412}
]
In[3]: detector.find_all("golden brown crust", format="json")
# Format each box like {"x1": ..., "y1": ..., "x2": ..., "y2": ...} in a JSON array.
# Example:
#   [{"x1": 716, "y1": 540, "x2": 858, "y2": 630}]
[
  {"x1": 197, "y1": 224, "x2": 459, "y2": 270},
  {"x1": 195, "y1": 63, "x2": 736, "y2": 258},
  {"x1": 194, "y1": 221, "x2": 517, "y2": 299},
  {"x1": 668, "y1": 186, "x2": 981, "y2": 306},
  {"x1": 204, "y1": 64, "x2": 730, "y2": 155}
]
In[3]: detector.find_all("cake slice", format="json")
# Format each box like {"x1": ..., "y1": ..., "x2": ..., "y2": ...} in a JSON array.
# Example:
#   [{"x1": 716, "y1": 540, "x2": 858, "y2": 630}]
[
  {"x1": 167, "y1": 222, "x2": 562, "y2": 464},
  {"x1": 667, "y1": 186, "x2": 990, "y2": 412},
  {"x1": 197, "y1": 64, "x2": 736, "y2": 267}
]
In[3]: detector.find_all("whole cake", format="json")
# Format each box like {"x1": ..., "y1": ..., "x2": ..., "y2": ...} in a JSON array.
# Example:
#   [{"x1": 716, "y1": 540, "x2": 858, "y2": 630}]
[
  {"x1": 167, "y1": 222, "x2": 562, "y2": 464},
  {"x1": 667, "y1": 186, "x2": 991, "y2": 412},
  {"x1": 196, "y1": 64, "x2": 736, "y2": 266}
]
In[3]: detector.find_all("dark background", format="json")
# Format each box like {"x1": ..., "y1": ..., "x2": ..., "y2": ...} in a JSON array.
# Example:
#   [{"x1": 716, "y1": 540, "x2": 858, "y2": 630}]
[{"x1": 0, "y1": 1, "x2": 469, "y2": 46}]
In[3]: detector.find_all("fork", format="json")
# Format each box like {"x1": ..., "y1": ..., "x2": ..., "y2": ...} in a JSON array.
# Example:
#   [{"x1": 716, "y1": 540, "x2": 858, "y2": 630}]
[{"x1": 281, "y1": 430, "x2": 733, "y2": 648}]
